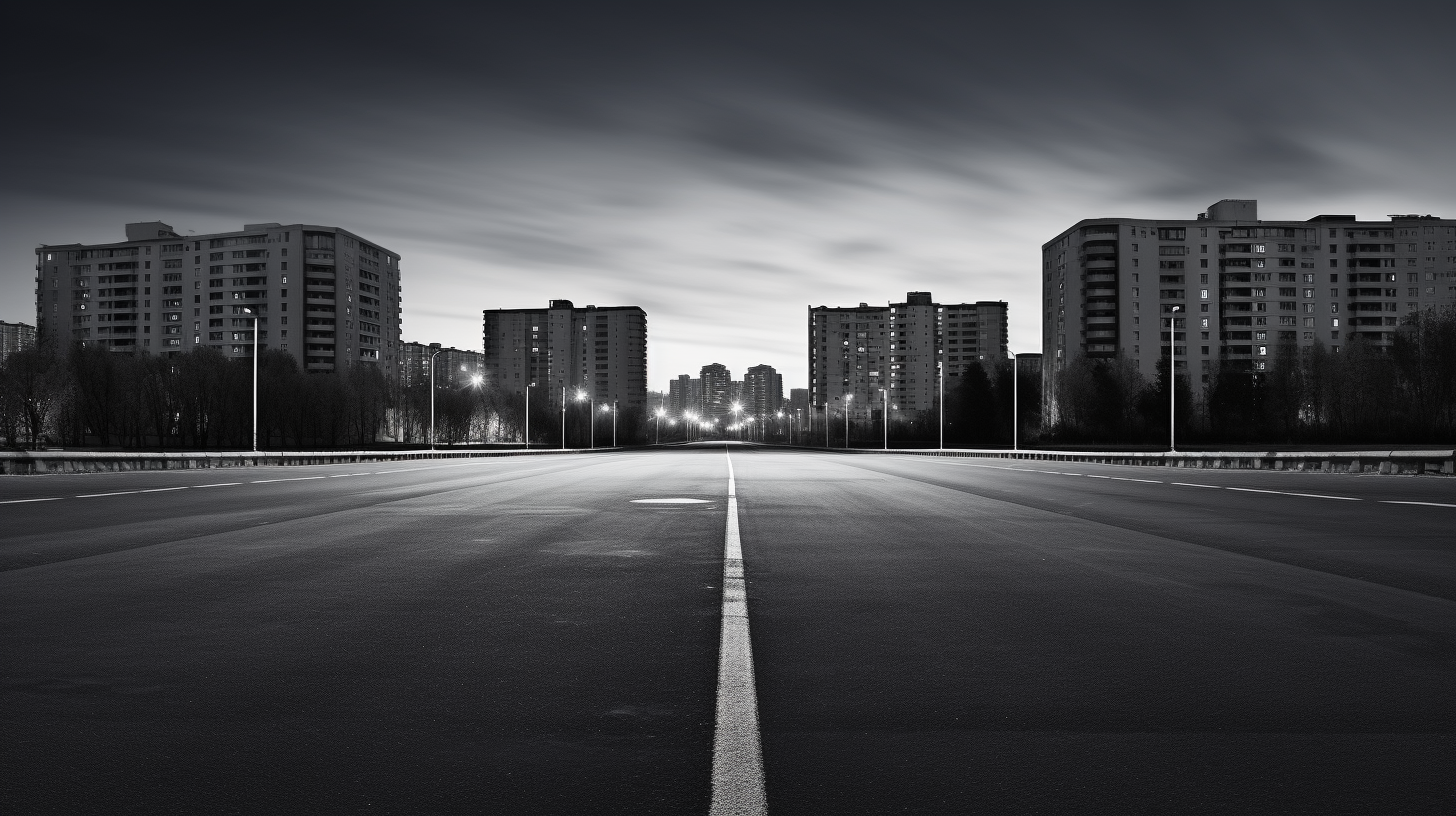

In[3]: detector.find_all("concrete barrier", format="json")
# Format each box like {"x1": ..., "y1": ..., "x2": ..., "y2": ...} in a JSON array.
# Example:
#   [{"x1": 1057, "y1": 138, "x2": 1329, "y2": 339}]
[
  {"x1": 0, "y1": 447, "x2": 590, "y2": 475},
  {"x1": 844, "y1": 447, "x2": 1456, "y2": 475},
  {"x1": 2, "y1": 445, "x2": 1451, "y2": 476}
]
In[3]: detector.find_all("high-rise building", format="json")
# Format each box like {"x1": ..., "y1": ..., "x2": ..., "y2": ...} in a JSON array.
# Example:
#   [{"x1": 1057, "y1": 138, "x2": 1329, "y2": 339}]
[
  {"x1": 33, "y1": 221, "x2": 403, "y2": 376},
  {"x1": 808, "y1": 292, "x2": 1009, "y2": 420},
  {"x1": 742, "y1": 364, "x2": 783, "y2": 417},
  {"x1": 481, "y1": 300, "x2": 647, "y2": 409},
  {"x1": 1042, "y1": 199, "x2": 1456, "y2": 407},
  {"x1": 699, "y1": 363, "x2": 733, "y2": 422},
  {"x1": 400, "y1": 342, "x2": 485, "y2": 389},
  {"x1": 0, "y1": 321, "x2": 37, "y2": 362},
  {"x1": 667, "y1": 373, "x2": 701, "y2": 418}
]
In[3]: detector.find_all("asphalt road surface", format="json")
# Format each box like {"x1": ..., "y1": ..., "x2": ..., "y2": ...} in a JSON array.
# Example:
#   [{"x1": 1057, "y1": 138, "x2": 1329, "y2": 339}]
[{"x1": 3, "y1": 446, "x2": 1454, "y2": 814}]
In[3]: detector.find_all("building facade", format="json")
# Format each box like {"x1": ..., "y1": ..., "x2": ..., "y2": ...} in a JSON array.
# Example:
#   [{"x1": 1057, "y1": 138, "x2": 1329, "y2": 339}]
[
  {"x1": 742, "y1": 364, "x2": 784, "y2": 417},
  {"x1": 481, "y1": 300, "x2": 647, "y2": 409},
  {"x1": 808, "y1": 292, "x2": 1009, "y2": 420},
  {"x1": 34, "y1": 221, "x2": 403, "y2": 376},
  {"x1": 667, "y1": 374, "x2": 701, "y2": 418},
  {"x1": 0, "y1": 321, "x2": 37, "y2": 362},
  {"x1": 400, "y1": 342, "x2": 485, "y2": 390},
  {"x1": 1042, "y1": 199, "x2": 1456, "y2": 407},
  {"x1": 699, "y1": 363, "x2": 733, "y2": 422}
]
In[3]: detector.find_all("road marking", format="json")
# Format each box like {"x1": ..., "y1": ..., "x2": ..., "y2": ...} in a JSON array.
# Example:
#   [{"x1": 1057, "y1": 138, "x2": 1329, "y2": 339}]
[
  {"x1": 1172, "y1": 482, "x2": 1222, "y2": 489},
  {"x1": 1, "y1": 497, "x2": 64, "y2": 504},
  {"x1": 192, "y1": 482, "x2": 241, "y2": 489},
  {"x1": 1110, "y1": 477, "x2": 1162, "y2": 483},
  {"x1": 631, "y1": 497, "x2": 713, "y2": 504},
  {"x1": 1381, "y1": 500, "x2": 1456, "y2": 508},
  {"x1": 1227, "y1": 487, "x2": 1361, "y2": 501},
  {"x1": 76, "y1": 491, "x2": 141, "y2": 498},
  {"x1": 711, "y1": 451, "x2": 767, "y2": 816},
  {"x1": 1085, "y1": 474, "x2": 1110, "y2": 479},
  {"x1": 141, "y1": 487, "x2": 188, "y2": 493},
  {"x1": 251, "y1": 476, "x2": 327, "y2": 483},
  {"x1": 373, "y1": 469, "x2": 420, "y2": 474}
]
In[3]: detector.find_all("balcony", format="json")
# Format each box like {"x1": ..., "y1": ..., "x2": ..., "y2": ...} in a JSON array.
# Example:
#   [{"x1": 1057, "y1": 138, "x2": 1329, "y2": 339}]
[
  {"x1": 1086, "y1": 273, "x2": 1116, "y2": 283},
  {"x1": 1086, "y1": 315, "x2": 1117, "y2": 325},
  {"x1": 1085, "y1": 258, "x2": 1117, "y2": 270}
]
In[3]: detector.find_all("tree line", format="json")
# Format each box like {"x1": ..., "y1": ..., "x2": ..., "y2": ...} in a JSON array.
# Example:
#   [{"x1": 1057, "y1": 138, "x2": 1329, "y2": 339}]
[
  {"x1": 0, "y1": 342, "x2": 650, "y2": 450},
  {"x1": 1045, "y1": 305, "x2": 1456, "y2": 446}
]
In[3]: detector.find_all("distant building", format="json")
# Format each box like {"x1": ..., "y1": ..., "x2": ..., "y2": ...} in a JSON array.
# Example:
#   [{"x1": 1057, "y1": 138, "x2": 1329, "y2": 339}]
[
  {"x1": 1043, "y1": 199, "x2": 1456, "y2": 417},
  {"x1": 34, "y1": 221, "x2": 403, "y2": 376},
  {"x1": 481, "y1": 300, "x2": 647, "y2": 409},
  {"x1": 0, "y1": 321, "x2": 37, "y2": 362},
  {"x1": 809, "y1": 292, "x2": 1009, "y2": 420},
  {"x1": 668, "y1": 374, "x2": 701, "y2": 418},
  {"x1": 400, "y1": 342, "x2": 485, "y2": 389},
  {"x1": 788, "y1": 388, "x2": 809, "y2": 416},
  {"x1": 700, "y1": 363, "x2": 733, "y2": 422},
  {"x1": 742, "y1": 364, "x2": 783, "y2": 417}
]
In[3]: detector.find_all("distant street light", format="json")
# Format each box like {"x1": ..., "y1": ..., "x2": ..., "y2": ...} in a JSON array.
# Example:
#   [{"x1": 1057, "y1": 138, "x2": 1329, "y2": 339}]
[
  {"x1": 241, "y1": 307, "x2": 259, "y2": 452},
  {"x1": 938, "y1": 360, "x2": 944, "y2": 451},
  {"x1": 881, "y1": 388, "x2": 888, "y2": 450},
  {"x1": 1170, "y1": 305, "x2": 1181, "y2": 453},
  {"x1": 524, "y1": 382, "x2": 534, "y2": 449},
  {"x1": 1011, "y1": 352, "x2": 1020, "y2": 453},
  {"x1": 428, "y1": 347, "x2": 444, "y2": 451},
  {"x1": 655, "y1": 406, "x2": 665, "y2": 444},
  {"x1": 576, "y1": 389, "x2": 593, "y2": 448},
  {"x1": 844, "y1": 394, "x2": 853, "y2": 449}
]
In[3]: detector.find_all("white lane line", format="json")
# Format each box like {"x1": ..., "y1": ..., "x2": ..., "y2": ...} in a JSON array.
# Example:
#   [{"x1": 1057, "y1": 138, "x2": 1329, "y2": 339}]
[
  {"x1": 1381, "y1": 500, "x2": 1456, "y2": 508},
  {"x1": 1172, "y1": 482, "x2": 1222, "y2": 489},
  {"x1": 328, "y1": 474, "x2": 354, "y2": 478},
  {"x1": 251, "y1": 476, "x2": 327, "y2": 483},
  {"x1": 1, "y1": 497, "x2": 65, "y2": 504},
  {"x1": 141, "y1": 487, "x2": 188, "y2": 493},
  {"x1": 1085, "y1": 474, "x2": 1110, "y2": 479},
  {"x1": 1110, "y1": 476, "x2": 1162, "y2": 483},
  {"x1": 373, "y1": 469, "x2": 420, "y2": 474},
  {"x1": 192, "y1": 483, "x2": 241, "y2": 489},
  {"x1": 1227, "y1": 487, "x2": 1361, "y2": 501},
  {"x1": 77, "y1": 491, "x2": 141, "y2": 498},
  {"x1": 710, "y1": 451, "x2": 767, "y2": 816}
]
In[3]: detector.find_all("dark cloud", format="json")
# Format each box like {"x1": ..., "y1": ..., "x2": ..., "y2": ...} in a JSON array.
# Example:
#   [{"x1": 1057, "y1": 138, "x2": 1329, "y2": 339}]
[{"x1": 4, "y1": 1, "x2": 1455, "y2": 387}]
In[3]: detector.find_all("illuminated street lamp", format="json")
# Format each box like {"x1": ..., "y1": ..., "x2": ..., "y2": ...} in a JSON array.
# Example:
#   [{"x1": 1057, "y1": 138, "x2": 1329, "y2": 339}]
[
  {"x1": 655, "y1": 406, "x2": 665, "y2": 444},
  {"x1": 524, "y1": 382, "x2": 535, "y2": 450},
  {"x1": 844, "y1": 394, "x2": 853, "y2": 449},
  {"x1": 881, "y1": 388, "x2": 888, "y2": 450},
  {"x1": 1012, "y1": 352, "x2": 1021, "y2": 453},
  {"x1": 576, "y1": 389, "x2": 593, "y2": 448},
  {"x1": 731, "y1": 401, "x2": 742, "y2": 441},
  {"x1": 602, "y1": 401, "x2": 617, "y2": 447}
]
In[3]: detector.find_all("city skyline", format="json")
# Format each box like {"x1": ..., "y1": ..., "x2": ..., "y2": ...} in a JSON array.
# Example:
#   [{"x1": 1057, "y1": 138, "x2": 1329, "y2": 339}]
[{"x1": 5, "y1": 3, "x2": 1455, "y2": 393}]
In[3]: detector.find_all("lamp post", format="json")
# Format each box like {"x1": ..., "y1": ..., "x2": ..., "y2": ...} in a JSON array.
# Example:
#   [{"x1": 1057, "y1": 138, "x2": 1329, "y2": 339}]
[
  {"x1": 428, "y1": 347, "x2": 444, "y2": 451},
  {"x1": 1013, "y1": 354, "x2": 1021, "y2": 452},
  {"x1": 524, "y1": 383, "x2": 532, "y2": 449},
  {"x1": 844, "y1": 394, "x2": 853, "y2": 449},
  {"x1": 574, "y1": 390, "x2": 594, "y2": 448},
  {"x1": 881, "y1": 388, "x2": 888, "y2": 450},
  {"x1": 1169, "y1": 305, "x2": 1181, "y2": 453},
  {"x1": 608, "y1": 400, "x2": 617, "y2": 447},
  {"x1": 938, "y1": 360, "x2": 944, "y2": 451},
  {"x1": 560, "y1": 386, "x2": 566, "y2": 450},
  {"x1": 469, "y1": 373, "x2": 484, "y2": 445},
  {"x1": 241, "y1": 307, "x2": 259, "y2": 452},
  {"x1": 655, "y1": 406, "x2": 665, "y2": 444}
]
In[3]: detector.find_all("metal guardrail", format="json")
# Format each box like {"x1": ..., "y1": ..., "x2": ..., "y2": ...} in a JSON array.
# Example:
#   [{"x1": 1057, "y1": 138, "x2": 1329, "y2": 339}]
[{"x1": 0, "y1": 446, "x2": 1451, "y2": 476}]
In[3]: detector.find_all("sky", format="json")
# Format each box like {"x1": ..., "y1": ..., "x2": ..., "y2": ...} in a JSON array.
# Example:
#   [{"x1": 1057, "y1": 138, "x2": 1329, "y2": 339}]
[{"x1": 4, "y1": 1, "x2": 1455, "y2": 392}]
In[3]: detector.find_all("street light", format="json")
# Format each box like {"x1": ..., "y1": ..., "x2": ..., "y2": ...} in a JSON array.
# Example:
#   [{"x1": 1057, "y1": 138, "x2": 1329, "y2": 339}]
[
  {"x1": 938, "y1": 360, "x2": 944, "y2": 451},
  {"x1": 844, "y1": 394, "x2": 853, "y2": 449},
  {"x1": 468, "y1": 373, "x2": 485, "y2": 446},
  {"x1": 241, "y1": 307, "x2": 259, "y2": 452},
  {"x1": 731, "y1": 401, "x2": 742, "y2": 441},
  {"x1": 1169, "y1": 305, "x2": 1181, "y2": 453},
  {"x1": 881, "y1": 388, "x2": 888, "y2": 450},
  {"x1": 655, "y1": 406, "x2": 665, "y2": 444},
  {"x1": 560, "y1": 386, "x2": 566, "y2": 450},
  {"x1": 575, "y1": 389, "x2": 594, "y2": 448},
  {"x1": 428, "y1": 347, "x2": 444, "y2": 451},
  {"x1": 524, "y1": 382, "x2": 534, "y2": 449},
  {"x1": 1011, "y1": 352, "x2": 1020, "y2": 453},
  {"x1": 603, "y1": 401, "x2": 616, "y2": 447}
]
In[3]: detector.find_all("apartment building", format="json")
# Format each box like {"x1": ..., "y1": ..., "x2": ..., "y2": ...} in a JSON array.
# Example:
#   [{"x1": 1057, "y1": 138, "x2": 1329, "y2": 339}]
[
  {"x1": 0, "y1": 321, "x2": 37, "y2": 362},
  {"x1": 667, "y1": 373, "x2": 702, "y2": 418},
  {"x1": 33, "y1": 221, "x2": 403, "y2": 376},
  {"x1": 481, "y1": 300, "x2": 647, "y2": 409},
  {"x1": 808, "y1": 292, "x2": 1009, "y2": 420},
  {"x1": 699, "y1": 363, "x2": 733, "y2": 421},
  {"x1": 742, "y1": 364, "x2": 784, "y2": 417},
  {"x1": 400, "y1": 342, "x2": 485, "y2": 389},
  {"x1": 1042, "y1": 199, "x2": 1456, "y2": 398}
]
